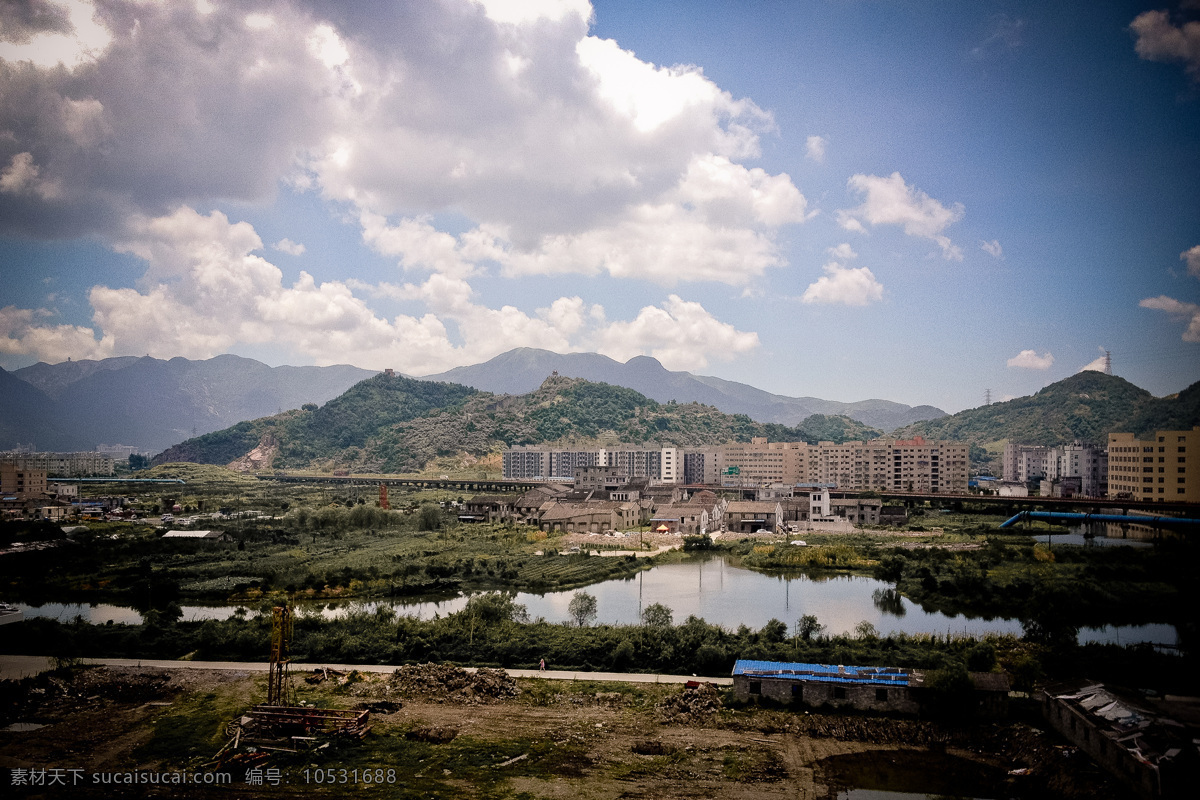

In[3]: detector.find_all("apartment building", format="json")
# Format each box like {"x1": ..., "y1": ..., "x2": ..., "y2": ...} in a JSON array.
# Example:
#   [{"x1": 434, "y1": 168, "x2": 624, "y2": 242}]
[
  {"x1": 816, "y1": 440, "x2": 892, "y2": 490},
  {"x1": 503, "y1": 445, "x2": 679, "y2": 482},
  {"x1": 1047, "y1": 442, "x2": 1108, "y2": 497},
  {"x1": 0, "y1": 452, "x2": 114, "y2": 477},
  {"x1": 809, "y1": 437, "x2": 968, "y2": 493},
  {"x1": 716, "y1": 438, "x2": 812, "y2": 485},
  {"x1": 682, "y1": 448, "x2": 720, "y2": 484},
  {"x1": 505, "y1": 437, "x2": 969, "y2": 492},
  {"x1": 0, "y1": 464, "x2": 47, "y2": 495},
  {"x1": 1002, "y1": 443, "x2": 1052, "y2": 483},
  {"x1": 1108, "y1": 426, "x2": 1199, "y2": 503}
]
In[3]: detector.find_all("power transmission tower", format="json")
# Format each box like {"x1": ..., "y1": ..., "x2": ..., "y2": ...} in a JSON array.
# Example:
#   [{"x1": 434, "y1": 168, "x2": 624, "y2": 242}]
[
  {"x1": 1103, "y1": 350, "x2": 1112, "y2": 375},
  {"x1": 984, "y1": 389, "x2": 992, "y2": 406}
]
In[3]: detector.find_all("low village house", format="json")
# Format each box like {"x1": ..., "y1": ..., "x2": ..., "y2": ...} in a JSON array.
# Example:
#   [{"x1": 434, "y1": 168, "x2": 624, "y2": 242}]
[{"x1": 732, "y1": 659, "x2": 1009, "y2": 718}]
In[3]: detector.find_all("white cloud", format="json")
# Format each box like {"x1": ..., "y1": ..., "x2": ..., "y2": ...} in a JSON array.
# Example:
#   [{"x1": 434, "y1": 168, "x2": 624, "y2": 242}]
[
  {"x1": 826, "y1": 243, "x2": 857, "y2": 260},
  {"x1": 981, "y1": 239, "x2": 1003, "y2": 258},
  {"x1": 361, "y1": 154, "x2": 810, "y2": 285},
  {"x1": 0, "y1": 305, "x2": 113, "y2": 362},
  {"x1": 837, "y1": 172, "x2": 964, "y2": 260},
  {"x1": 1181, "y1": 244, "x2": 1200, "y2": 278},
  {"x1": 1006, "y1": 349, "x2": 1054, "y2": 370},
  {"x1": 1130, "y1": 10, "x2": 1200, "y2": 81},
  {"x1": 805, "y1": 135, "x2": 827, "y2": 163},
  {"x1": 0, "y1": 0, "x2": 111, "y2": 69},
  {"x1": 473, "y1": 0, "x2": 593, "y2": 26},
  {"x1": 4, "y1": 206, "x2": 759, "y2": 374},
  {"x1": 801, "y1": 263, "x2": 884, "y2": 306},
  {"x1": 1078, "y1": 354, "x2": 1108, "y2": 373},
  {"x1": 0, "y1": 0, "x2": 807, "y2": 295},
  {"x1": 359, "y1": 212, "x2": 483, "y2": 278},
  {"x1": 593, "y1": 295, "x2": 759, "y2": 370},
  {"x1": 273, "y1": 238, "x2": 306, "y2": 256},
  {"x1": 0, "y1": 2, "x2": 791, "y2": 369},
  {"x1": 0, "y1": 152, "x2": 60, "y2": 199},
  {"x1": 1140, "y1": 295, "x2": 1200, "y2": 342}
]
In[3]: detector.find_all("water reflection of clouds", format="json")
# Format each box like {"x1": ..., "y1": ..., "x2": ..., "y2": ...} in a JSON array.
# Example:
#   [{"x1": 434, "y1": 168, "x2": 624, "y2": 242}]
[{"x1": 17, "y1": 557, "x2": 1179, "y2": 649}]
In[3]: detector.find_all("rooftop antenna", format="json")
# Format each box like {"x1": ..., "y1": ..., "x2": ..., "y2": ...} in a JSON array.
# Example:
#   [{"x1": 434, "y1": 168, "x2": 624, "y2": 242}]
[{"x1": 1103, "y1": 350, "x2": 1112, "y2": 376}]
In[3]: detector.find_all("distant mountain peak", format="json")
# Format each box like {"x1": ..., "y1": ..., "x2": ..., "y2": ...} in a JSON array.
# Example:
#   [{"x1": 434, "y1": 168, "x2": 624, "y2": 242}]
[{"x1": 421, "y1": 347, "x2": 945, "y2": 430}]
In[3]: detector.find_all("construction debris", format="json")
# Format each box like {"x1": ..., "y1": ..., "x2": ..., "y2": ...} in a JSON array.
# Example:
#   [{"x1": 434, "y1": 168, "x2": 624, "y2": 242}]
[
  {"x1": 357, "y1": 700, "x2": 402, "y2": 714},
  {"x1": 388, "y1": 663, "x2": 519, "y2": 703},
  {"x1": 632, "y1": 739, "x2": 677, "y2": 755},
  {"x1": 405, "y1": 724, "x2": 459, "y2": 744},
  {"x1": 658, "y1": 682, "x2": 723, "y2": 722}
]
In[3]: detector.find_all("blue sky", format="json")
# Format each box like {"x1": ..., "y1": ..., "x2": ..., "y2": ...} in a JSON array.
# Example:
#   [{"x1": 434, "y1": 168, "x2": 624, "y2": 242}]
[{"x1": 1, "y1": 0, "x2": 1198, "y2": 413}]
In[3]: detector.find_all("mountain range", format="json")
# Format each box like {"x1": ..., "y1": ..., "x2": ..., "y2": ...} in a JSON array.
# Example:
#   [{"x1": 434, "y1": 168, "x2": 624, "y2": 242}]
[
  {"x1": 1, "y1": 349, "x2": 946, "y2": 455},
  {"x1": 155, "y1": 369, "x2": 1198, "y2": 475},
  {"x1": 422, "y1": 348, "x2": 946, "y2": 430},
  {"x1": 2, "y1": 355, "x2": 375, "y2": 453},
  {"x1": 154, "y1": 373, "x2": 884, "y2": 473}
]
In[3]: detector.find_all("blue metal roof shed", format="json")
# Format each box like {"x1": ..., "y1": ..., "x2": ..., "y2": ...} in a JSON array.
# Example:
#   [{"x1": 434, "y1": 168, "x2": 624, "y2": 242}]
[{"x1": 732, "y1": 659, "x2": 911, "y2": 687}]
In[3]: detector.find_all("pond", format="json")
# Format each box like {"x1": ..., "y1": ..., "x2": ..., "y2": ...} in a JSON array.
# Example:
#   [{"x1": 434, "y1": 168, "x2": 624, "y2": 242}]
[
  {"x1": 819, "y1": 750, "x2": 1003, "y2": 800},
  {"x1": 15, "y1": 555, "x2": 1179, "y2": 648}
]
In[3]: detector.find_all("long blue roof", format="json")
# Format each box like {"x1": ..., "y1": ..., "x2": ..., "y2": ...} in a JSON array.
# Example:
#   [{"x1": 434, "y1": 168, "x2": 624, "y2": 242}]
[{"x1": 732, "y1": 659, "x2": 911, "y2": 687}]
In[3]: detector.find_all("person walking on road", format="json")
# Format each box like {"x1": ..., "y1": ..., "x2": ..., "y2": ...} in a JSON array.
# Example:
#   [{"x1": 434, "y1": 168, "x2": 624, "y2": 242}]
[{"x1": 539, "y1": 658, "x2": 546, "y2": 672}]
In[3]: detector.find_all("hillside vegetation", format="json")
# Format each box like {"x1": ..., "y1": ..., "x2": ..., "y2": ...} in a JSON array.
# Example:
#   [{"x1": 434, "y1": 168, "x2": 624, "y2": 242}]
[
  {"x1": 155, "y1": 374, "x2": 882, "y2": 472},
  {"x1": 895, "y1": 372, "x2": 1199, "y2": 465}
]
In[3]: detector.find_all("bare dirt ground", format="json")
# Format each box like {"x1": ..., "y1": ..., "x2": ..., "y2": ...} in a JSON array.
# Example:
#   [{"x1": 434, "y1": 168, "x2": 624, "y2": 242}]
[{"x1": 1, "y1": 665, "x2": 1131, "y2": 799}]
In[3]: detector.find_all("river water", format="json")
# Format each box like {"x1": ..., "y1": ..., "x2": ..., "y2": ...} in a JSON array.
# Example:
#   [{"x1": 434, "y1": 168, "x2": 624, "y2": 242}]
[{"x1": 16, "y1": 555, "x2": 1178, "y2": 648}]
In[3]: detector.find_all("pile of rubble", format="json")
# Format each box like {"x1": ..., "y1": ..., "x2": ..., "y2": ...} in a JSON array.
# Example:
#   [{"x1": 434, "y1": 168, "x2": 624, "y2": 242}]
[
  {"x1": 1, "y1": 667, "x2": 174, "y2": 724},
  {"x1": 389, "y1": 663, "x2": 519, "y2": 703},
  {"x1": 405, "y1": 724, "x2": 459, "y2": 743},
  {"x1": 657, "y1": 682, "x2": 723, "y2": 722}
]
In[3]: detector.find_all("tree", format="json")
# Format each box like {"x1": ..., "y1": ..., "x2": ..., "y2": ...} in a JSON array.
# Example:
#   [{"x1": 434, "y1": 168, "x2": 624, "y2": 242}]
[
  {"x1": 418, "y1": 504, "x2": 443, "y2": 531},
  {"x1": 854, "y1": 620, "x2": 879, "y2": 640},
  {"x1": 796, "y1": 614, "x2": 825, "y2": 642},
  {"x1": 761, "y1": 618, "x2": 788, "y2": 644},
  {"x1": 128, "y1": 453, "x2": 149, "y2": 471},
  {"x1": 641, "y1": 602, "x2": 673, "y2": 628},
  {"x1": 568, "y1": 591, "x2": 598, "y2": 627}
]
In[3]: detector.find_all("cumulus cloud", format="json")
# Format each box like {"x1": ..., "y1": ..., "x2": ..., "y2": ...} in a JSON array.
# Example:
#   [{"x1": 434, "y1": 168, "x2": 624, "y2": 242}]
[
  {"x1": 357, "y1": 153, "x2": 809, "y2": 287},
  {"x1": 273, "y1": 238, "x2": 306, "y2": 256},
  {"x1": 1182, "y1": 244, "x2": 1200, "y2": 278},
  {"x1": 0, "y1": 0, "x2": 805, "y2": 291},
  {"x1": 1006, "y1": 349, "x2": 1054, "y2": 370},
  {"x1": 827, "y1": 242, "x2": 857, "y2": 260},
  {"x1": 0, "y1": 152, "x2": 60, "y2": 199},
  {"x1": 801, "y1": 264, "x2": 883, "y2": 306},
  {"x1": 0, "y1": 0, "x2": 109, "y2": 67},
  {"x1": 805, "y1": 135, "x2": 827, "y2": 163},
  {"x1": 981, "y1": 239, "x2": 1003, "y2": 258},
  {"x1": 593, "y1": 295, "x2": 759, "y2": 370},
  {"x1": 1140, "y1": 295, "x2": 1200, "y2": 342},
  {"x1": 0, "y1": 2, "x2": 789, "y2": 371},
  {"x1": 0, "y1": 0, "x2": 74, "y2": 45},
  {"x1": 1130, "y1": 9, "x2": 1200, "y2": 80},
  {"x1": 0, "y1": 305, "x2": 113, "y2": 363},
  {"x1": 837, "y1": 172, "x2": 965, "y2": 260},
  {"x1": 802, "y1": 245, "x2": 883, "y2": 306},
  {"x1": 2, "y1": 206, "x2": 757, "y2": 373}
]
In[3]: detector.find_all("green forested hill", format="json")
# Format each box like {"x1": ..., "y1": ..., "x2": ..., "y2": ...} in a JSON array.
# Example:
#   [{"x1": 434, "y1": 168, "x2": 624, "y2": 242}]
[
  {"x1": 154, "y1": 373, "x2": 882, "y2": 472},
  {"x1": 154, "y1": 374, "x2": 480, "y2": 468},
  {"x1": 894, "y1": 372, "x2": 1199, "y2": 459}
]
